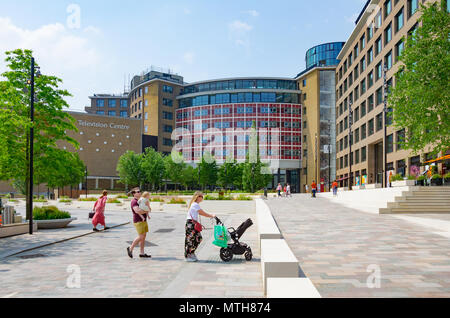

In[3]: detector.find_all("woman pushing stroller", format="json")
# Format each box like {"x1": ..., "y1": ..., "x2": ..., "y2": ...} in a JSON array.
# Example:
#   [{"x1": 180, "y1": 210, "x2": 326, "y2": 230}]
[{"x1": 185, "y1": 191, "x2": 216, "y2": 262}]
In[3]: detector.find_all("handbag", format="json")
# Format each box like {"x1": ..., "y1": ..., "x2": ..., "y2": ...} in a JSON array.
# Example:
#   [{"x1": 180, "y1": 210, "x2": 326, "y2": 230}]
[
  {"x1": 89, "y1": 211, "x2": 95, "y2": 219},
  {"x1": 190, "y1": 211, "x2": 204, "y2": 232}
]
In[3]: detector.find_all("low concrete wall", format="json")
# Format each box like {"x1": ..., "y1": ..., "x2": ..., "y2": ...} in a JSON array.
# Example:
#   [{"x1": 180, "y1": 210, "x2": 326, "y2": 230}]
[
  {"x1": 261, "y1": 239, "x2": 299, "y2": 295},
  {"x1": 0, "y1": 223, "x2": 38, "y2": 238},
  {"x1": 255, "y1": 199, "x2": 282, "y2": 245},
  {"x1": 317, "y1": 186, "x2": 414, "y2": 214},
  {"x1": 267, "y1": 278, "x2": 321, "y2": 298}
]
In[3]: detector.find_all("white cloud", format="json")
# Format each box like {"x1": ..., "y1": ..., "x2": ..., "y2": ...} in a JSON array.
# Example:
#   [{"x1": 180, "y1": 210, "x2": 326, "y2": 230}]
[
  {"x1": 0, "y1": 17, "x2": 105, "y2": 111},
  {"x1": 183, "y1": 51, "x2": 195, "y2": 65},
  {"x1": 245, "y1": 10, "x2": 259, "y2": 17},
  {"x1": 228, "y1": 20, "x2": 253, "y2": 52},
  {"x1": 229, "y1": 20, "x2": 253, "y2": 33}
]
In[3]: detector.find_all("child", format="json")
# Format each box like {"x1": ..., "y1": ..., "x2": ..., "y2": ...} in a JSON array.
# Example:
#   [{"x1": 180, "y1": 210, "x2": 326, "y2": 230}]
[{"x1": 138, "y1": 192, "x2": 152, "y2": 221}]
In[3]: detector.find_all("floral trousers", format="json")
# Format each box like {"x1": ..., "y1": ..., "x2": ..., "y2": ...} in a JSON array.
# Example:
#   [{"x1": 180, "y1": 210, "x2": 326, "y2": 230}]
[{"x1": 185, "y1": 220, "x2": 203, "y2": 258}]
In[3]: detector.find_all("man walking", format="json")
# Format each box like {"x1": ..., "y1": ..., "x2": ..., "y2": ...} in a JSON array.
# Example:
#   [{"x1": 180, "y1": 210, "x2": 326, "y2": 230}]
[
  {"x1": 332, "y1": 180, "x2": 338, "y2": 197},
  {"x1": 311, "y1": 181, "x2": 317, "y2": 198},
  {"x1": 127, "y1": 188, "x2": 151, "y2": 259}
]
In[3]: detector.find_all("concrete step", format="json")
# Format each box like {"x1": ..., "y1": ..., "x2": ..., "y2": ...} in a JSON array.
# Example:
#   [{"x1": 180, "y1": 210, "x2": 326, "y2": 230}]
[
  {"x1": 388, "y1": 202, "x2": 450, "y2": 208},
  {"x1": 395, "y1": 197, "x2": 450, "y2": 202},
  {"x1": 380, "y1": 208, "x2": 450, "y2": 214}
]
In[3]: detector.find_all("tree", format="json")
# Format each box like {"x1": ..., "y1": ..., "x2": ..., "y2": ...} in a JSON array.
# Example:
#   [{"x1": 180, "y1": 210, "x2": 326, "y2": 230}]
[
  {"x1": 180, "y1": 165, "x2": 198, "y2": 190},
  {"x1": 164, "y1": 153, "x2": 186, "y2": 190},
  {"x1": 218, "y1": 159, "x2": 242, "y2": 189},
  {"x1": 198, "y1": 153, "x2": 219, "y2": 190},
  {"x1": 388, "y1": 2, "x2": 450, "y2": 155},
  {"x1": 116, "y1": 151, "x2": 145, "y2": 190},
  {"x1": 242, "y1": 123, "x2": 272, "y2": 193},
  {"x1": 141, "y1": 148, "x2": 165, "y2": 191}
]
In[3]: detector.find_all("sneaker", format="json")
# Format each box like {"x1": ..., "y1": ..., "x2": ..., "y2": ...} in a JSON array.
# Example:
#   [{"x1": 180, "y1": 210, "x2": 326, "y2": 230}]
[
  {"x1": 185, "y1": 254, "x2": 197, "y2": 262},
  {"x1": 93, "y1": 228, "x2": 100, "y2": 232},
  {"x1": 191, "y1": 253, "x2": 198, "y2": 261}
]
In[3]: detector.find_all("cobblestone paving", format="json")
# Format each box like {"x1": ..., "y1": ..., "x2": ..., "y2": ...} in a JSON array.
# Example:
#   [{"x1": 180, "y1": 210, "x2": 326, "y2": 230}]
[
  {"x1": 266, "y1": 195, "x2": 450, "y2": 298},
  {"x1": 0, "y1": 206, "x2": 262, "y2": 298}
]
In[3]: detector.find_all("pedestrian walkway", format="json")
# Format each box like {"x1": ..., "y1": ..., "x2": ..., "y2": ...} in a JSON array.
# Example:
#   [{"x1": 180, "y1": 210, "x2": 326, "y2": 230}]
[
  {"x1": 266, "y1": 195, "x2": 450, "y2": 297},
  {"x1": 0, "y1": 207, "x2": 262, "y2": 298}
]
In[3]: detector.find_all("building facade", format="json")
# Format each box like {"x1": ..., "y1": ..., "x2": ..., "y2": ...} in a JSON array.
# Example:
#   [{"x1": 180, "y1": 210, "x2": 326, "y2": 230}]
[
  {"x1": 335, "y1": 0, "x2": 438, "y2": 187},
  {"x1": 85, "y1": 94, "x2": 130, "y2": 118},
  {"x1": 296, "y1": 43, "x2": 344, "y2": 192},
  {"x1": 129, "y1": 70, "x2": 184, "y2": 155},
  {"x1": 175, "y1": 78, "x2": 303, "y2": 192}
]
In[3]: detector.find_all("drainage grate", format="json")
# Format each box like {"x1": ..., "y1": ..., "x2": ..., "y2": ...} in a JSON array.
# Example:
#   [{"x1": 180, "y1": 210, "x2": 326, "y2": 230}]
[
  {"x1": 127, "y1": 241, "x2": 158, "y2": 247},
  {"x1": 18, "y1": 254, "x2": 47, "y2": 259},
  {"x1": 154, "y1": 228, "x2": 175, "y2": 233}
]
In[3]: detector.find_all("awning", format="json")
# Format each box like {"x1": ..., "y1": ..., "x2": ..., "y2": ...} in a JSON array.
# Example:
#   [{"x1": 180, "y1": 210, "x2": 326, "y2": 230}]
[{"x1": 424, "y1": 154, "x2": 450, "y2": 164}]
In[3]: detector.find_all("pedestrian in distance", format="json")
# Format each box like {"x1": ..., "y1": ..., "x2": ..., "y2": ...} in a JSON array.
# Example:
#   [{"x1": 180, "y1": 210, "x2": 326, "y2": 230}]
[
  {"x1": 276, "y1": 183, "x2": 282, "y2": 198},
  {"x1": 127, "y1": 188, "x2": 151, "y2": 259},
  {"x1": 286, "y1": 183, "x2": 292, "y2": 198},
  {"x1": 185, "y1": 191, "x2": 216, "y2": 262},
  {"x1": 92, "y1": 190, "x2": 110, "y2": 232},
  {"x1": 332, "y1": 180, "x2": 338, "y2": 197},
  {"x1": 311, "y1": 181, "x2": 317, "y2": 198}
]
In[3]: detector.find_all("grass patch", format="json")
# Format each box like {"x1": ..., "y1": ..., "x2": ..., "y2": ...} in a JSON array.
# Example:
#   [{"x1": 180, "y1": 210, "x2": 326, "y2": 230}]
[
  {"x1": 233, "y1": 194, "x2": 253, "y2": 201},
  {"x1": 33, "y1": 206, "x2": 71, "y2": 220},
  {"x1": 34, "y1": 199, "x2": 48, "y2": 203},
  {"x1": 204, "y1": 195, "x2": 233, "y2": 201},
  {"x1": 107, "y1": 198, "x2": 121, "y2": 204},
  {"x1": 78, "y1": 197, "x2": 98, "y2": 202},
  {"x1": 150, "y1": 197, "x2": 165, "y2": 202},
  {"x1": 115, "y1": 194, "x2": 129, "y2": 199},
  {"x1": 59, "y1": 199, "x2": 72, "y2": 203},
  {"x1": 167, "y1": 198, "x2": 186, "y2": 204}
]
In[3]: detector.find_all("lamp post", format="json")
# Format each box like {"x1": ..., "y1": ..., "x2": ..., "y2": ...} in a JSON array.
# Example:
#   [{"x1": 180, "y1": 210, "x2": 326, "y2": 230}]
[
  {"x1": 348, "y1": 100, "x2": 353, "y2": 190},
  {"x1": 328, "y1": 120, "x2": 331, "y2": 192},
  {"x1": 315, "y1": 133, "x2": 318, "y2": 184},
  {"x1": 27, "y1": 57, "x2": 41, "y2": 235},
  {"x1": 383, "y1": 64, "x2": 389, "y2": 188},
  {"x1": 85, "y1": 166, "x2": 88, "y2": 198}
]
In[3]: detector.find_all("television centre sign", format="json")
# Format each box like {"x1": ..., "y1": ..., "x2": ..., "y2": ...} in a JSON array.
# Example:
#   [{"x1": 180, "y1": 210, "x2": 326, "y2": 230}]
[{"x1": 77, "y1": 120, "x2": 130, "y2": 130}]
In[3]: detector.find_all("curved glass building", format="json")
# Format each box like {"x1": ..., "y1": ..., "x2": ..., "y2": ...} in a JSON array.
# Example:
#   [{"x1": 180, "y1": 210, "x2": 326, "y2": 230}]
[
  {"x1": 175, "y1": 77, "x2": 303, "y2": 190},
  {"x1": 305, "y1": 42, "x2": 345, "y2": 69}
]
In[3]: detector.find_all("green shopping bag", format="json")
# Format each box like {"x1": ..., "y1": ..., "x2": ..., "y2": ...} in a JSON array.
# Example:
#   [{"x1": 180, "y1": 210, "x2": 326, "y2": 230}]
[{"x1": 213, "y1": 225, "x2": 228, "y2": 248}]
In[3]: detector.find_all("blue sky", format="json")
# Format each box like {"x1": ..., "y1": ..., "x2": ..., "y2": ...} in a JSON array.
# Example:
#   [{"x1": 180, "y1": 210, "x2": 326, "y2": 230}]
[{"x1": 0, "y1": 0, "x2": 367, "y2": 111}]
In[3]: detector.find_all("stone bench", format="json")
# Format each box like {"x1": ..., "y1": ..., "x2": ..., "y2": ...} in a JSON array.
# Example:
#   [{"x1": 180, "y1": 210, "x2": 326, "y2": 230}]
[
  {"x1": 0, "y1": 222, "x2": 38, "y2": 238},
  {"x1": 261, "y1": 239, "x2": 299, "y2": 295},
  {"x1": 267, "y1": 278, "x2": 321, "y2": 298},
  {"x1": 255, "y1": 199, "x2": 282, "y2": 245}
]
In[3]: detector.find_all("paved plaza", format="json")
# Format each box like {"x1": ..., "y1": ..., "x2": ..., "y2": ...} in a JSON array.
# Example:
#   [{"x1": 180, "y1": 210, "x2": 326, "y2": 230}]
[
  {"x1": 266, "y1": 195, "x2": 450, "y2": 298},
  {"x1": 0, "y1": 203, "x2": 262, "y2": 298}
]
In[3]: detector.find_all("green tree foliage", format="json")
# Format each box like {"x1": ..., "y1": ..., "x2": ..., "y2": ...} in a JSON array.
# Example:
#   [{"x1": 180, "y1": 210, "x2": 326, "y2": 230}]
[
  {"x1": 164, "y1": 152, "x2": 186, "y2": 189},
  {"x1": 198, "y1": 152, "x2": 219, "y2": 189},
  {"x1": 388, "y1": 2, "x2": 450, "y2": 155},
  {"x1": 180, "y1": 165, "x2": 198, "y2": 190},
  {"x1": 116, "y1": 151, "x2": 146, "y2": 189},
  {"x1": 218, "y1": 159, "x2": 242, "y2": 189},
  {"x1": 0, "y1": 49, "x2": 84, "y2": 202},
  {"x1": 141, "y1": 148, "x2": 165, "y2": 190}
]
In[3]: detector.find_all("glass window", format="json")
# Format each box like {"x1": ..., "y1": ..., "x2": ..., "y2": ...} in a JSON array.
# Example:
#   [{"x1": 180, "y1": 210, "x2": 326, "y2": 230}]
[
  {"x1": 387, "y1": 134, "x2": 394, "y2": 153},
  {"x1": 96, "y1": 99, "x2": 105, "y2": 107},
  {"x1": 361, "y1": 56, "x2": 366, "y2": 72},
  {"x1": 108, "y1": 100, "x2": 116, "y2": 108},
  {"x1": 120, "y1": 111, "x2": 127, "y2": 117},
  {"x1": 361, "y1": 35, "x2": 366, "y2": 50},
  {"x1": 408, "y1": 0, "x2": 418, "y2": 18},
  {"x1": 385, "y1": 23, "x2": 392, "y2": 45},
  {"x1": 361, "y1": 146, "x2": 367, "y2": 162},
  {"x1": 397, "y1": 129, "x2": 405, "y2": 151},
  {"x1": 385, "y1": 51, "x2": 393, "y2": 70},
  {"x1": 108, "y1": 111, "x2": 116, "y2": 116},
  {"x1": 396, "y1": 8, "x2": 404, "y2": 32},
  {"x1": 96, "y1": 110, "x2": 104, "y2": 115},
  {"x1": 395, "y1": 40, "x2": 405, "y2": 61},
  {"x1": 361, "y1": 123, "x2": 367, "y2": 140},
  {"x1": 384, "y1": 0, "x2": 392, "y2": 17},
  {"x1": 376, "y1": 87, "x2": 384, "y2": 105},
  {"x1": 376, "y1": 113, "x2": 383, "y2": 131},
  {"x1": 368, "y1": 95, "x2": 374, "y2": 112},
  {"x1": 120, "y1": 100, "x2": 128, "y2": 108},
  {"x1": 368, "y1": 119, "x2": 374, "y2": 135},
  {"x1": 375, "y1": 37, "x2": 382, "y2": 56},
  {"x1": 368, "y1": 47, "x2": 373, "y2": 64},
  {"x1": 368, "y1": 71, "x2": 374, "y2": 88}
]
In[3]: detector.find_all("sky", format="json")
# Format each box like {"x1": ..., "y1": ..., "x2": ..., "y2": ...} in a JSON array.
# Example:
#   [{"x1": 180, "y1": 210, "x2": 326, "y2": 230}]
[{"x1": 0, "y1": 0, "x2": 368, "y2": 112}]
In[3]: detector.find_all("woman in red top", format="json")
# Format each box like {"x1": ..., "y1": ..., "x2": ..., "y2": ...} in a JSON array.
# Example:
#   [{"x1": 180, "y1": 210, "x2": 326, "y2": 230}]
[{"x1": 92, "y1": 190, "x2": 109, "y2": 232}]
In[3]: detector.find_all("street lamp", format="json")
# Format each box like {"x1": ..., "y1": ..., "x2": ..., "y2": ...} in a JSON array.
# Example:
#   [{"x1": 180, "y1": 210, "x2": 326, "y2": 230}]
[
  {"x1": 27, "y1": 57, "x2": 40, "y2": 235},
  {"x1": 383, "y1": 64, "x2": 389, "y2": 188},
  {"x1": 348, "y1": 100, "x2": 353, "y2": 190},
  {"x1": 85, "y1": 166, "x2": 88, "y2": 198},
  {"x1": 328, "y1": 119, "x2": 331, "y2": 192}
]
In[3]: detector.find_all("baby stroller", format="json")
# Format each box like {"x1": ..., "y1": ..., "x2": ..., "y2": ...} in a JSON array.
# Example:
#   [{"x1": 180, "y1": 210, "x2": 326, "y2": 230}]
[{"x1": 214, "y1": 217, "x2": 253, "y2": 262}]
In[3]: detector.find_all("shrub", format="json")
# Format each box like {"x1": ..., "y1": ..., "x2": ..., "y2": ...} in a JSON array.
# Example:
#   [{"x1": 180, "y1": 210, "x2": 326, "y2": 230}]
[
  {"x1": 417, "y1": 175, "x2": 426, "y2": 181},
  {"x1": 107, "y1": 198, "x2": 121, "y2": 204},
  {"x1": 59, "y1": 199, "x2": 72, "y2": 203},
  {"x1": 204, "y1": 195, "x2": 233, "y2": 201},
  {"x1": 431, "y1": 174, "x2": 442, "y2": 180},
  {"x1": 115, "y1": 194, "x2": 128, "y2": 199},
  {"x1": 151, "y1": 197, "x2": 164, "y2": 202},
  {"x1": 34, "y1": 199, "x2": 48, "y2": 203},
  {"x1": 444, "y1": 172, "x2": 450, "y2": 179},
  {"x1": 167, "y1": 198, "x2": 187, "y2": 205},
  {"x1": 33, "y1": 206, "x2": 71, "y2": 220},
  {"x1": 391, "y1": 174, "x2": 404, "y2": 182},
  {"x1": 78, "y1": 197, "x2": 98, "y2": 202},
  {"x1": 407, "y1": 175, "x2": 417, "y2": 180},
  {"x1": 234, "y1": 194, "x2": 253, "y2": 201}
]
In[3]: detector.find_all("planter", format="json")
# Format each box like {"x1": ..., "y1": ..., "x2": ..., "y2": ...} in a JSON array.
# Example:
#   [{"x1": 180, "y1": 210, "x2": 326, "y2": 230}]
[
  {"x1": 35, "y1": 217, "x2": 77, "y2": 229},
  {"x1": 365, "y1": 184, "x2": 382, "y2": 189},
  {"x1": 430, "y1": 178, "x2": 443, "y2": 187},
  {"x1": 444, "y1": 178, "x2": 450, "y2": 186},
  {"x1": 416, "y1": 180, "x2": 425, "y2": 186},
  {"x1": 391, "y1": 180, "x2": 416, "y2": 187}
]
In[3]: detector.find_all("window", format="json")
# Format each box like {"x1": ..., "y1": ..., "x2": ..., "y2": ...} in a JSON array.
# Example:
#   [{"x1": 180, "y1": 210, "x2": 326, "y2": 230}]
[
  {"x1": 408, "y1": 0, "x2": 418, "y2": 18},
  {"x1": 361, "y1": 146, "x2": 367, "y2": 162},
  {"x1": 367, "y1": 24, "x2": 374, "y2": 41},
  {"x1": 163, "y1": 138, "x2": 173, "y2": 146},
  {"x1": 354, "y1": 44, "x2": 359, "y2": 58},
  {"x1": 361, "y1": 123, "x2": 367, "y2": 140},
  {"x1": 361, "y1": 56, "x2": 366, "y2": 72},
  {"x1": 145, "y1": 112, "x2": 148, "y2": 120},
  {"x1": 368, "y1": 47, "x2": 374, "y2": 64},
  {"x1": 163, "y1": 125, "x2": 173, "y2": 133},
  {"x1": 355, "y1": 128, "x2": 360, "y2": 143},
  {"x1": 368, "y1": 71, "x2": 374, "y2": 88},
  {"x1": 384, "y1": 0, "x2": 392, "y2": 18},
  {"x1": 376, "y1": 113, "x2": 383, "y2": 131},
  {"x1": 163, "y1": 112, "x2": 173, "y2": 120},
  {"x1": 385, "y1": 51, "x2": 393, "y2": 70},
  {"x1": 163, "y1": 85, "x2": 173, "y2": 94},
  {"x1": 145, "y1": 87, "x2": 148, "y2": 94},
  {"x1": 375, "y1": 10, "x2": 383, "y2": 28},
  {"x1": 376, "y1": 62, "x2": 383, "y2": 81},
  {"x1": 108, "y1": 100, "x2": 116, "y2": 108},
  {"x1": 120, "y1": 111, "x2": 127, "y2": 118},
  {"x1": 395, "y1": 40, "x2": 405, "y2": 62},
  {"x1": 375, "y1": 37, "x2": 382, "y2": 56},
  {"x1": 355, "y1": 149, "x2": 360, "y2": 164},
  {"x1": 120, "y1": 100, "x2": 128, "y2": 108},
  {"x1": 108, "y1": 111, "x2": 116, "y2": 116},
  {"x1": 376, "y1": 87, "x2": 384, "y2": 105},
  {"x1": 395, "y1": 8, "x2": 404, "y2": 32},
  {"x1": 96, "y1": 110, "x2": 105, "y2": 115},
  {"x1": 163, "y1": 98, "x2": 173, "y2": 107},
  {"x1": 360, "y1": 35, "x2": 366, "y2": 50},
  {"x1": 96, "y1": 99, "x2": 105, "y2": 107},
  {"x1": 139, "y1": 88, "x2": 142, "y2": 97},
  {"x1": 397, "y1": 129, "x2": 405, "y2": 151},
  {"x1": 385, "y1": 23, "x2": 392, "y2": 45},
  {"x1": 387, "y1": 134, "x2": 394, "y2": 153},
  {"x1": 368, "y1": 119, "x2": 374, "y2": 135},
  {"x1": 302, "y1": 79, "x2": 306, "y2": 87},
  {"x1": 361, "y1": 79, "x2": 366, "y2": 95},
  {"x1": 361, "y1": 101, "x2": 366, "y2": 118}
]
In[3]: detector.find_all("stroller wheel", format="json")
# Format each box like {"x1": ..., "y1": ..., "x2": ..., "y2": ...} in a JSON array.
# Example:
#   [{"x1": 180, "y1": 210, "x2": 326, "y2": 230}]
[
  {"x1": 245, "y1": 249, "x2": 253, "y2": 261},
  {"x1": 220, "y1": 248, "x2": 233, "y2": 262}
]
